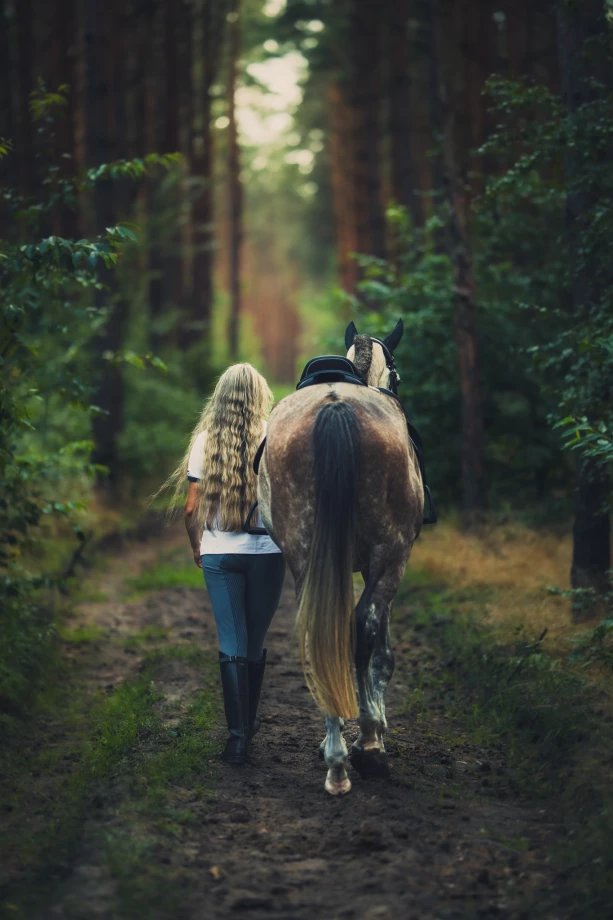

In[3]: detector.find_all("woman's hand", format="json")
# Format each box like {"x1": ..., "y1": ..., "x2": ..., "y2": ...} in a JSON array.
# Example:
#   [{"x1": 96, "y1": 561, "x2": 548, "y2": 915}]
[{"x1": 193, "y1": 550, "x2": 202, "y2": 568}]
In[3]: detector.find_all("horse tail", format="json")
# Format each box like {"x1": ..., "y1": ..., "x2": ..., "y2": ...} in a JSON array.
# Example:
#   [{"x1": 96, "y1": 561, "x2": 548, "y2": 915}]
[{"x1": 296, "y1": 397, "x2": 360, "y2": 719}]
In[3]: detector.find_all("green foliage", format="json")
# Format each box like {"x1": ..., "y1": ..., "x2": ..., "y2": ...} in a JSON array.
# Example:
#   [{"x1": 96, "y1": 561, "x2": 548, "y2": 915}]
[
  {"x1": 84, "y1": 152, "x2": 181, "y2": 186},
  {"x1": 481, "y1": 72, "x2": 613, "y2": 473},
  {"x1": 354, "y1": 211, "x2": 461, "y2": 499},
  {"x1": 569, "y1": 615, "x2": 613, "y2": 668},
  {"x1": 0, "y1": 89, "x2": 173, "y2": 715},
  {"x1": 353, "y1": 56, "x2": 613, "y2": 511},
  {"x1": 352, "y1": 206, "x2": 568, "y2": 507}
]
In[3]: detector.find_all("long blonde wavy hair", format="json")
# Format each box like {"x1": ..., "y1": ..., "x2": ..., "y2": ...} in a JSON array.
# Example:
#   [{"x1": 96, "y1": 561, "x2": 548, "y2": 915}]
[{"x1": 165, "y1": 363, "x2": 273, "y2": 532}]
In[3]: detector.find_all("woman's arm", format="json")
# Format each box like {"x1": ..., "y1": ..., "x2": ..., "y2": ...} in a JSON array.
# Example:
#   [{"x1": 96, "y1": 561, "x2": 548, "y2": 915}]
[{"x1": 184, "y1": 482, "x2": 202, "y2": 567}]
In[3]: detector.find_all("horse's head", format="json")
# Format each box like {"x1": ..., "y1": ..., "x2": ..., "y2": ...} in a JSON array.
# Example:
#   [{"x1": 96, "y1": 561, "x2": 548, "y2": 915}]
[{"x1": 344, "y1": 319, "x2": 404, "y2": 392}]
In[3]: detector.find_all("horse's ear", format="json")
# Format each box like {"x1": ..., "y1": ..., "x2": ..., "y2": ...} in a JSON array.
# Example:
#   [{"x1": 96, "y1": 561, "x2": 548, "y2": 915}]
[
  {"x1": 384, "y1": 318, "x2": 404, "y2": 353},
  {"x1": 345, "y1": 321, "x2": 358, "y2": 350}
]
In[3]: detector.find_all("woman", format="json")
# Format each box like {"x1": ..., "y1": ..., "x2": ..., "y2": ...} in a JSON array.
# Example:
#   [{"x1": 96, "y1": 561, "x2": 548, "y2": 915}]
[{"x1": 169, "y1": 364, "x2": 285, "y2": 765}]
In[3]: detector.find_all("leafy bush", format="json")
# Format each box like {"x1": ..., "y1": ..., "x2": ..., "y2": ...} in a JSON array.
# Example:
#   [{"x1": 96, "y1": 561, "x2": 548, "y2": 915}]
[
  {"x1": 353, "y1": 205, "x2": 568, "y2": 510},
  {"x1": 0, "y1": 88, "x2": 173, "y2": 715}
]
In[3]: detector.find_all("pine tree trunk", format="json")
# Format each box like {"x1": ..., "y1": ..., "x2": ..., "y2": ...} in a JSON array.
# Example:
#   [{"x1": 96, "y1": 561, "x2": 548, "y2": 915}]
[
  {"x1": 187, "y1": 0, "x2": 225, "y2": 365},
  {"x1": 327, "y1": 81, "x2": 359, "y2": 294},
  {"x1": 433, "y1": 0, "x2": 487, "y2": 527},
  {"x1": 162, "y1": 0, "x2": 183, "y2": 346},
  {"x1": 56, "y1": 0, "x2": 79, "y2": 239},
  {"x1": 227, "y1": 0, "x2": 242, "y2": 360},
  {"x1": 84, "y1": 0, "x2": 125, "y2": 494},
  {"x1": 558, "y1": 0, "x2": 612, "y2": 619},
  {"x1": 386, "y1": 0, "x2": 422, "y2": 226},
  {"x1": 0, "y1": 0, "x2": 15, "y2": 231},
  {"x1": 189, "y1": 0, "x2": 212, "y2": 353},
  {"x1": 14, "y1": 0, "x2": 34, "y2": 202},
  {"x1": 175, "y1": 0, "x2": 194, "y2": 350},
  {"x1": 143, "y1": 0, "x2": 165, "y2": 353},
  {"x1": 350, "y1": 0, "x2": 386, "y2": 261}
]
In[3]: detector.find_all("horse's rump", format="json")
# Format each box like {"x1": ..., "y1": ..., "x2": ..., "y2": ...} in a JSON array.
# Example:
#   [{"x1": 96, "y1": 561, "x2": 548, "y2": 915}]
[{"x1": 258, "y1": 383, "x2": 423, "y2": 568}]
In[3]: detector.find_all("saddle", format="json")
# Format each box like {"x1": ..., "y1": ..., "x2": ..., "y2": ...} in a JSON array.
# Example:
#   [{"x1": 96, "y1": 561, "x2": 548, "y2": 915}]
[
  {"x1": 249, "y1": 355, "x2": 437, "y2": 528},
  {"x1": 297, "y1": 355, "x2": 367, "y2": 390}
]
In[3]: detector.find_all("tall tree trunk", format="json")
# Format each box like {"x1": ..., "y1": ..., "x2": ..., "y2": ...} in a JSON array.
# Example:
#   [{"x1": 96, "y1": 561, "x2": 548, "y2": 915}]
[
  {"x1": 144, "y1": 0, "x2": 165, "y2": 353},
  {"x1": 227, "y1": 0, "x2": 242, "y2": 360},
  {"x1": 386, "y1": 0, "x2": 422, "y2": 226},
  {"x1": 84, "y1": 0, "x2": 125, "y2": 493},
  {"x1": 177, "y1": 0, "x2": 194, "y2": 350},
  {"x1": 433, "y1": 0, "x2": 487, "y2": 526},
  {"x1": 0, "y1": 0, "x2": 15, "y2": 233},
  {"x1": 14, "y1": 0, "x2": 34, "y2": 202},
  {"x1": 55, "y1": 0, "x2": 79, "y2": 239},
  {"x1": 327, "y1": 81, "x2": 359, "y2": 294},
  {"x1": 187, "y1": 0, "x2": 225, "y2": 366},
  {"x1": 162, "y1": 0, "x2": 183, "y2": 346},
  {"x1": 558, "y1": 0, "x2": 612, "y2": 619},
  {"x1": 461, "y1": 0, "x2": 494, "y2": 191},
  {"x1": 350, "y1": 0, "x2": 386, "y2": 261},
  {"x1": 506, "y1": 0, "x2": 529, "y2": 77}
]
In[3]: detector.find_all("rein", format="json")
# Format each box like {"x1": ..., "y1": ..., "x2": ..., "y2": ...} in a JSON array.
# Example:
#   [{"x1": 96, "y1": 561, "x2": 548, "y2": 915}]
[{"x1": 370, "y1": 337, "x2": 400, "y2": 395}]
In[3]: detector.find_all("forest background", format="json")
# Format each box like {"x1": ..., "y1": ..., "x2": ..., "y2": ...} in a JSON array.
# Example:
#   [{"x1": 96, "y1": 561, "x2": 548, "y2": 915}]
[{"x1": 2, "y1": 0, "x2": 613, "y2": 717}]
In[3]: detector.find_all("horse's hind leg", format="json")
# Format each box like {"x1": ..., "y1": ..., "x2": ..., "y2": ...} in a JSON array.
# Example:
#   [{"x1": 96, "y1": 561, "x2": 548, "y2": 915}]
[
  {"x1": 371, "y1": 607, "x2": 394, "y2": 740},
  {"x1": 323, "y1": 716, "x2": 351, "y2": 795},
  {"x1": 351, "y1": 564, "x2": 403, "y2": 779}
]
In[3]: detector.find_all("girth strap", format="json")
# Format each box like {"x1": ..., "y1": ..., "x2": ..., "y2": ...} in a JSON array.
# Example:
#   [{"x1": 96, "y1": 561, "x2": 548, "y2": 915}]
[{"x1": 253, "y1": 437, "x2": 266, "y2": 475}]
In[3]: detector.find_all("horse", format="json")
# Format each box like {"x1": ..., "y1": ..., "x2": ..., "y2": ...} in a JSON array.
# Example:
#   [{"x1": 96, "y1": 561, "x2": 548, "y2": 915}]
[{"x1": 257, "y1": 320, "x2": 424, "y2": 796}]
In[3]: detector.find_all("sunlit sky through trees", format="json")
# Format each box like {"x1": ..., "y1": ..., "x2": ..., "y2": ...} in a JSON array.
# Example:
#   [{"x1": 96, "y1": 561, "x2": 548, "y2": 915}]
[{"x1": 228, "y1": 0, "x2": 321, "y2": 200}]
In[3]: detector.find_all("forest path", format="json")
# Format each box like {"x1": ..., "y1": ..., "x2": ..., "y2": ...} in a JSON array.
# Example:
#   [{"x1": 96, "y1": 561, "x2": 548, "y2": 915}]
[{"x1": 24, "y1": 526, "x2": 561, "y2": 919}]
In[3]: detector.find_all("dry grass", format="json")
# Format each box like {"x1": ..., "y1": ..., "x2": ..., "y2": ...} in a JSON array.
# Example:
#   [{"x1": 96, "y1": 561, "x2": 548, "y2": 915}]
[{"x1": 408, "y1": 517, "x2": 584, "y2": 655}]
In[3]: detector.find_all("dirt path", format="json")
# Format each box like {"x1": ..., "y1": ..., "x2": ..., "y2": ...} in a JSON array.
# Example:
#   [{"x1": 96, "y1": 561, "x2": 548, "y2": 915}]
[{"x1": 12, "y1": 527, "x2": 564, "y2": 919}]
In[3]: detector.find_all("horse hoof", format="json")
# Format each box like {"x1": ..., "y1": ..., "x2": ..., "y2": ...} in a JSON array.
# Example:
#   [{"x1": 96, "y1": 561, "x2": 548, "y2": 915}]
[
  {"x1": 350, "y1": 745, "x2": 390, "y2": 779},
  {"x1": 325, "y1": 773, "x2": 352, "y2": 796}
]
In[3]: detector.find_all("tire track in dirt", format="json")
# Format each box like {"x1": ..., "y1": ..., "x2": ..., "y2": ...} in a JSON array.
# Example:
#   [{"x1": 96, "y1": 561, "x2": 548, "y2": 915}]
[{"x1": 42, "y1": 528, "x2": 561, "y2": 919}]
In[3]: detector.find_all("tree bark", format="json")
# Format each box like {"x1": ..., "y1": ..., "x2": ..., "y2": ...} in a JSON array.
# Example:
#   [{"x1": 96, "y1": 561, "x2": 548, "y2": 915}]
[
  {"x1": 186, "y1": 0, "x2": 225, "y2": 363},
  {"x1": 0, "y1": 0, "x2": 15, "y2": 222},
  {"x1": 557, "y1": 0, "x2": 612, "y2": 618},
  {"x1": 14, "y1": 0, "x2": 34, "y2": 201},
  {"x1": 143, "y1": 0, "x2": 165, "y2": 353},
  {"x1": 433, "y1": 0, "x2": 487, "y2": 526},
  {"x1": 386, "y1": 0, "x2": 422, "y2": 226},
  {"x1": 55, "y1": 0, "x2": 79, "y2": 239},
  {"x1": 176, "y1": 0, "x2": 194, "y2": 350},
  {"x1": 350, "y1": 0, "x2": 386, "y2": 261},
  {"x1": 227, "y1": 0, "x2": 242, "y2": 360},
  {"x1": 162, "y1": 0, "x2": 183, "y2": 346},
  {"x1": 84, "y1": 0, "x2": 126, "y2": 493},
  {"x1": 327, "y1": 81, "x2": 359, "y2": 294}
]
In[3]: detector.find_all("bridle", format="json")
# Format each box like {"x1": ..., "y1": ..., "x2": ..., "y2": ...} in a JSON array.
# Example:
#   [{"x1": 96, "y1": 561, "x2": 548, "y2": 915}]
[{"x1": 370, "y1": 337, "x2": 400, "y2": 395}]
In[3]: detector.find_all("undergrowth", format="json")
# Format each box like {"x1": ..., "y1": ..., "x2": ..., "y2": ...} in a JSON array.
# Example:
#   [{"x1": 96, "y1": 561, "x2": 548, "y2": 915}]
[
  {"x1": 0, "y1": 644, "x2": 221, "y2": 917},
  {"x1": 396, "y1": 572, "x2": 613, "y2": 918}
]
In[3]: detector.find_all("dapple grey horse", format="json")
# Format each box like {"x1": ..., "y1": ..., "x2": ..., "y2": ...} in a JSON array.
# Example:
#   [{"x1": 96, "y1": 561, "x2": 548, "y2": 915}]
[{"x1": 258, "y1": 321, "x2": 423, "y2": 795}]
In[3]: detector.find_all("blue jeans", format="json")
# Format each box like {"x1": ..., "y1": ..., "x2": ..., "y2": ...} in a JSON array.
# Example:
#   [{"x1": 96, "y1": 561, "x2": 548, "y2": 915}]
[{"x1": 202, "y1": 553, "x2": 286, "y2": 660}]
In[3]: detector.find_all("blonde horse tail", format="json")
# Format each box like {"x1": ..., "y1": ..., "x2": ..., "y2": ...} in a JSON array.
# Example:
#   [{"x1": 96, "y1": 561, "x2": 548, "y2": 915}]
[{"x1": 296, "y1": 397, "x2": 360, "y2": 719}]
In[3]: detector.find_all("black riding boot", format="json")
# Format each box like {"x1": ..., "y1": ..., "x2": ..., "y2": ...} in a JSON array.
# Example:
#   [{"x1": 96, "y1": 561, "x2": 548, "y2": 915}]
[
  {"x1": 219, "y1": 654, "x2": 249, "y2": 765},
  {"x1": 248, "y1": 649, "x2": 267, "y2": 739}
]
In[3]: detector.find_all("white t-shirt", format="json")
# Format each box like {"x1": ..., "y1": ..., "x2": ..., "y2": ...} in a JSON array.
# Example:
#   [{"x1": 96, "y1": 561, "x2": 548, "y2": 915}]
[{"x1": 187, "y1": 424, "x2": 280, "y2": 556}]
